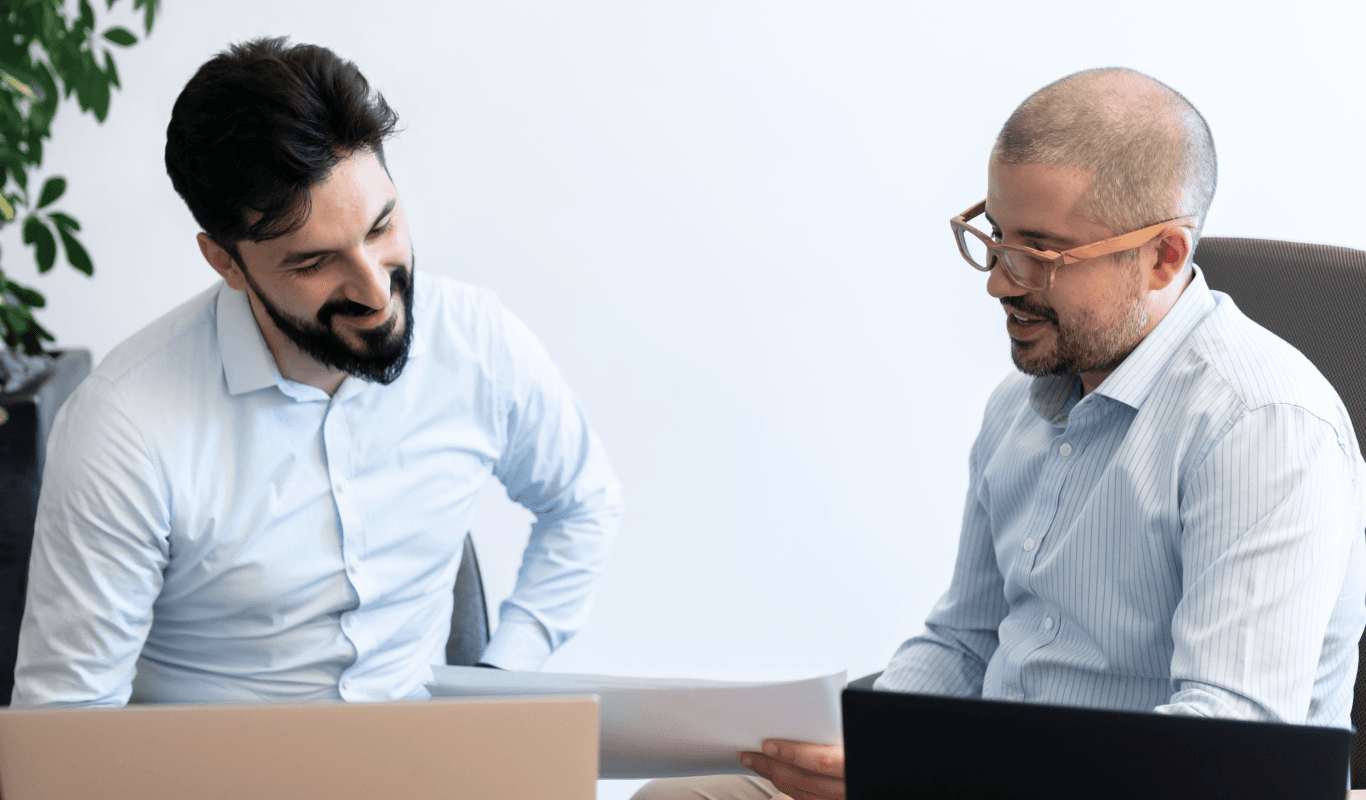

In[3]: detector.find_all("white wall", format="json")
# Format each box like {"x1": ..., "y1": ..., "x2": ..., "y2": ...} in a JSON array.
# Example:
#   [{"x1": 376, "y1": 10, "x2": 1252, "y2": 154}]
[{"x1": 5, "y1": 2, "x2": 1364, "y2": 793}]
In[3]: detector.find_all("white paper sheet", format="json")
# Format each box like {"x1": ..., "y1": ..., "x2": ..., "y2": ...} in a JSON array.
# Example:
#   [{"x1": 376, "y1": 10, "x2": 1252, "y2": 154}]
[{"x1": 428, "y1": 666, "x2": 846, "y2": 779}]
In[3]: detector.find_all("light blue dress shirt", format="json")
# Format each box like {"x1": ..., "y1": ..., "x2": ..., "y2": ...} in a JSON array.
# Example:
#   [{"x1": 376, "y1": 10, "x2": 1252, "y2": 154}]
[
  {"x1": 877, "y1": 267, "x2": 1366, "y2": 728},
  {"x1": 13, "y1": 273, "x2": 624, "y2": 707}
]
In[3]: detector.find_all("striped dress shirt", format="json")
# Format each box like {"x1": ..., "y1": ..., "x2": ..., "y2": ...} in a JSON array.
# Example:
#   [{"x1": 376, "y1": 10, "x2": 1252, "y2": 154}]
[{"x1": 877, "y1": 266, "x2": 1366, "y2": 728}]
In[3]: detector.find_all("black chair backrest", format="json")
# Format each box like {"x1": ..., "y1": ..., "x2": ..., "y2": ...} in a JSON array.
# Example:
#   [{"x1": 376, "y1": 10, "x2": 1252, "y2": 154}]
[
  {"x1": 446, "y1": 532, "x2": 491, "y2": 666},
  {"x1": 1195, "y1": 236, "x2": 1366, "y2": 786}
]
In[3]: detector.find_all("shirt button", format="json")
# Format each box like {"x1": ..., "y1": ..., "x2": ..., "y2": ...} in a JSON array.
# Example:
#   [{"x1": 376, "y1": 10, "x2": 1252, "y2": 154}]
[
  {"x1": 342, "y1": 679, "x2": 352, "y2": 691},
  {"x1": 1022, "y1": 537, "x2": 1036, "y2": 552},
  {"x1": 1059, "y1": 443, "x2": 1073, "y2": 456},
  {"x1": 1044, "y1": 617, "x2": 1055, "y2": 631},
  {"x1": 336, "y1": 483, "x2": 346, "y2": 494}
]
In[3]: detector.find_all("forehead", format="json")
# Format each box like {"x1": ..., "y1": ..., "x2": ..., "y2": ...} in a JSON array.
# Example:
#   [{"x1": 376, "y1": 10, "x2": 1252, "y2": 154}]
[
  {"x1": 985, "y1": 158, "x2": 1111, "y2": 245},
  {"x1": 272, "y1": 149, "x2": 398, "y2": 248}
]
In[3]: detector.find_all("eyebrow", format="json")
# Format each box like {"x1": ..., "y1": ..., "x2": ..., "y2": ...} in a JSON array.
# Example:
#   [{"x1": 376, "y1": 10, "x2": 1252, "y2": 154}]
[
  {"x1": 279, "y1": 199, "x2": 397, "y2": 267},
  {"x1": 983, "y1": 210, "x2": 1079, "y2": 251}
]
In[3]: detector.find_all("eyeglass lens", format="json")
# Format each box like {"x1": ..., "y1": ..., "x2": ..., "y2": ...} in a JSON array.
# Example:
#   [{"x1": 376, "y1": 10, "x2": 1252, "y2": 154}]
[
  {"x1": 957, "y1": 226, "x2": 993, "y2": 270},
  {"x1": 958, "y1": 226, "x2": 1049, "y2": 289}
]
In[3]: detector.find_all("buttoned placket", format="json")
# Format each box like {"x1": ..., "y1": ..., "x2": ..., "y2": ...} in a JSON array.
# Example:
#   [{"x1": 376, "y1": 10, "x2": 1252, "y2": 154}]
[
  {"x1": 323, "y1": 379, "x2": 370, "y2": 700},
  {"x1": 1005, "y1": 394, "x2": 1099, "y2": 702}
]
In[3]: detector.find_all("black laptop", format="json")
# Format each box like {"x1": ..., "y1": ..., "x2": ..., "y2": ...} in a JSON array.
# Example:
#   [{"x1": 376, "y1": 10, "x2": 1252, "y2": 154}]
[{"x1": 842, "y1": 688, "x2": 1353, "y2": 800}]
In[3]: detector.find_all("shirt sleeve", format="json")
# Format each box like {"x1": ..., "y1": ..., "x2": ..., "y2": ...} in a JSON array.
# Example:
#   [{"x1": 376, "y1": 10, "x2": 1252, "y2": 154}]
[
  {"x1": 12, "y1": 375, "x2": 170, "y2": 708},
  {"x1": 1158, "y1": 403, "x2": 1366, "y2": 724},
  {"x1": 875, "y1": 398, "x2": 1011, "y2": 696},
  {"x1": 480, "y1": 305, "x2": 624, "y2": 670}
]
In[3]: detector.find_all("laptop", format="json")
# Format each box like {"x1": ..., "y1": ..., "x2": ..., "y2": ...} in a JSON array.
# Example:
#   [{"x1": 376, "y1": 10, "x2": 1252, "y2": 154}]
[
  {"x1": 0, "y1": 695, "x2": 598, "y2": 800},
  {"x1": 842, "y1": 687, "x2": 1352, "y2": 800}
]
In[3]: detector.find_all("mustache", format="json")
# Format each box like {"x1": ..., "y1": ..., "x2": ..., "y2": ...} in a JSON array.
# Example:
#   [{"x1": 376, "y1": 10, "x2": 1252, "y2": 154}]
[
  {"x1": 317, "y1": 265, "x2": 411, "y2": 325},
  {"x1": 1001, "y1": 296, "x2": 1058, "y2": 325}
]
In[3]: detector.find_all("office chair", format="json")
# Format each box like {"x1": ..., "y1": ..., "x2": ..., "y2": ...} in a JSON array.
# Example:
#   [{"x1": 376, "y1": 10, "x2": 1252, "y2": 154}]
[
  {"x1": 1194, "y1": 235, "x2": 1366, "y2": 788},
  {"x1": 446, "y1": 532, "x2": 491, "y2": 666}
]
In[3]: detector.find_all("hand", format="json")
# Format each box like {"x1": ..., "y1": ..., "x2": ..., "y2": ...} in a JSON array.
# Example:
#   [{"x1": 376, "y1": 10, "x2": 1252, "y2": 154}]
[{"x1": 740, "y1": 739, "x2": 845, "y2": 800}]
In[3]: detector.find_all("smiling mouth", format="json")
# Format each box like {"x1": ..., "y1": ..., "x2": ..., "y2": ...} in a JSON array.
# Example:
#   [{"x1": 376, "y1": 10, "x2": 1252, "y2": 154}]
[{"x1": 1008, "y1": 311, "x2": 1051, "y2": 329}]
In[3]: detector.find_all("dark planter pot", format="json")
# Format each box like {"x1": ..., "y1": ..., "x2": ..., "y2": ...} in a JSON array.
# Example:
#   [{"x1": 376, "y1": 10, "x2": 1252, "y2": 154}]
[{"x1": 0, "y1": 349, "x2": 91, "y2": 705}]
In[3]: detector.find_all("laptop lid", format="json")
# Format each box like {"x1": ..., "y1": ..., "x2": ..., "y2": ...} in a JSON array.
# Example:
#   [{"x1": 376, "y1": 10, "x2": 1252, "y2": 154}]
[
  {"x1": 0, "y1": 695, "x2": 598, "y2": 800},
  {"x1": 842, "y1": 688, "x2": 1352, "y2": 800}
]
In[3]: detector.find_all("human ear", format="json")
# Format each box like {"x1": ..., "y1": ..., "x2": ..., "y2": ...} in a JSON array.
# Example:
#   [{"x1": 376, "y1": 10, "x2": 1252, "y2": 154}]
[
  {"x1": 1147, "y1": 228, "x2": 1192, "y2": 291},
  {"x1": 197, "y1": 232, "x2": 249, "y2": 292}
]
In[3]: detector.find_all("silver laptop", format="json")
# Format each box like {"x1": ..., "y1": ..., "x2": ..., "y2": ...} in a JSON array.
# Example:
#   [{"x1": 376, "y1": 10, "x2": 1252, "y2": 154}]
[{"x1": 0, "y1": 695, "x2": 598, "y2": 800}]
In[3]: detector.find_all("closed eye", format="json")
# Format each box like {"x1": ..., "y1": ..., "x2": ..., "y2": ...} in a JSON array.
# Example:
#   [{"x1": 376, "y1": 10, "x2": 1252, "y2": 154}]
[{"x1": 293, "y1": 258, "x2": 326, "y2": 275}]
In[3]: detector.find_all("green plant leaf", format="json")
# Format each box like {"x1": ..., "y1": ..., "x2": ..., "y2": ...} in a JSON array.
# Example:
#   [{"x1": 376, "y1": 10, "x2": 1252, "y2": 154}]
[
  {"x1": 103, "y1": 50, "x2": 120, "y2": 88},
  {"x1": 56, "y1": 225, "x2": 94, "y2": 276},
  {"x1": 0, "y1": 193, "x2": 12, "y2": 222},
  {"x1": 102, "y1": 27, "x2": 137, "y2": 46},
  {"x1": 20, "y1": 316, "x2": 56, "y2": 355},
  {"x1": 9, "y1": 283, "x2": 46, "y2": 309},
  {"x1": 35, "y1": 175, "x2": 65, "y2": 208},
  {"x1": 22, "y1": 215, "x2": 57, "y2": 273},
  {"x1": 0, "y1": 304, "x2": 32, "y2": 336},
  {"x1": 48, "y1": 211, "x2": 80, "y2": 232},
  {"x1": 78, "y1": 0, "x2": 96, "y2": 33},
  {"x1": 88, "y1": 68, "x2": 111, "y2": 121},
  {"x1": 137, "y1": 0, "x2": 160, "y2": 34}
]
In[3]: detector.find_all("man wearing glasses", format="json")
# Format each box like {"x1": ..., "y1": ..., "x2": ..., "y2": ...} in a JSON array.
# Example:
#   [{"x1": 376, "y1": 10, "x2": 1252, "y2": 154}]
[{"x1": 636, "y1": 67, "x2": 1366, "y2": 800}]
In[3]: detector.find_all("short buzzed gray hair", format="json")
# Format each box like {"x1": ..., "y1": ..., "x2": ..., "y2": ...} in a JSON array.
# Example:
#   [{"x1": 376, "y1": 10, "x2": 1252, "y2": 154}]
[{"x1": 994, "y1": 67, "x2": 1217, "y2": 254}]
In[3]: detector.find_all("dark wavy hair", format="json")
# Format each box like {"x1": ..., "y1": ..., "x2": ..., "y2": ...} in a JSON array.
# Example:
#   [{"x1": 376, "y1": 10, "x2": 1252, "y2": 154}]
[{"x1": 165, "y1": 37, "x2": 399, "y2": 261}]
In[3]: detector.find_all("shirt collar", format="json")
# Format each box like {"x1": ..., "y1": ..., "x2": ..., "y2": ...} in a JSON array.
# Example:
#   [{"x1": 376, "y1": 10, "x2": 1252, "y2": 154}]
[
  {"x1": 1091, "y1": 264, "x2": 1216, "y2": 410},
  {"x1": 1027, "y1": 264, "x2": 1218, "y2": 420},
  {"x1": 216, "y1": 280, "x2": 429, "y2": 399},
  {"x1": 217, "y1": 282, "x2": 284, "y2": 396}
]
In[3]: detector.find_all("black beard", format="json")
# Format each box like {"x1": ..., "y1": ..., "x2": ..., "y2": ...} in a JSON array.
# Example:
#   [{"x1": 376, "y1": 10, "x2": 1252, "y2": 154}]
[{"x1": 244, "y1": 259, "x2": 416, "y2": 385}]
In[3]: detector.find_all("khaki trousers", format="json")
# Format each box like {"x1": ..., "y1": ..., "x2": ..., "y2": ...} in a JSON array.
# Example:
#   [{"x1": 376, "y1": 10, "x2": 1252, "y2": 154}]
[{"x1": 630, "y1": 775, "x2": 786, "y2": 800}]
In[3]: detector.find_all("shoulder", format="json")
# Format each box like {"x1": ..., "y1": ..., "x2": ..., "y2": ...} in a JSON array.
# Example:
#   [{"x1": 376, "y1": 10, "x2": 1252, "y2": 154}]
[
  {"x1": 414, "y1": 272, "x2": 549, "y2": 367},
  {"x1": 1150, "y1": 291, "x2": 1358, "y2": 470},
  {"x1": 1182, "y1": 292, "x2": 1347, "y2": 425},
  {"x1": 92, "y1": 282, "x2": 223, "y2": 391},
  {"x1": 415, "y1": 272, "x2": 504, "y2": 332}
]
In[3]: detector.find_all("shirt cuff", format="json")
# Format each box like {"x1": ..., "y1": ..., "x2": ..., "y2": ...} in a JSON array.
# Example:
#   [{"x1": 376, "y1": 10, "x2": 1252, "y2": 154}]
[{"x1": 478, "y1": 612, "x2": 555, "y2": 671}]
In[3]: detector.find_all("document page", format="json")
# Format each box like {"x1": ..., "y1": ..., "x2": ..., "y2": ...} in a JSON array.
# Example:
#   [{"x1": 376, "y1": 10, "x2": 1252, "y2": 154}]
[{"x1": 428, "y1": 666, "x2": 845, "y2": 779}]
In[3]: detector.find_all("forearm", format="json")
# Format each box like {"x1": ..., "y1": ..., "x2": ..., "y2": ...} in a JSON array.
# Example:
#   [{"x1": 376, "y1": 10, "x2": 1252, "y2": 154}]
[
  {"x1": 480, "y1": 485, "x2": 624, "y2": 669},
  {"x1": 874, "y1": 623, "x2": 994, "y2": 696}
]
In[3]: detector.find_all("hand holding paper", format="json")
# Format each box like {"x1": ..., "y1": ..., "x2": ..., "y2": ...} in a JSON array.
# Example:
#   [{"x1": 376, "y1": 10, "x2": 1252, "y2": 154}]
[
  {"x1": 428, "y1": 666, "x2": 845, "y2": 779},
  {"x1": 742, "y1": 739, "x2": 846, "y2": 800}
]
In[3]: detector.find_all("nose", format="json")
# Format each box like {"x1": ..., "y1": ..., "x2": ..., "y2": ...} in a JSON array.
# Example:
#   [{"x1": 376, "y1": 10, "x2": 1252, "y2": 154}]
[
  {"x1": 985, "y1": 259, "x2": 1029, "y2": 300},
  {"x1": 342, "y1": 249, "x2": 392, "y2": 310}
]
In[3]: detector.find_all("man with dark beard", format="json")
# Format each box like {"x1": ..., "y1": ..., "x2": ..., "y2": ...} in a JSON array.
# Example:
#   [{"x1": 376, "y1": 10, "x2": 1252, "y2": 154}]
[
  {"x1": 12, "y1": 38, "x2": 624, "y2": 707},
  {"x1": 636, "y1": 67, "x2": 1366, "y2": 800}
]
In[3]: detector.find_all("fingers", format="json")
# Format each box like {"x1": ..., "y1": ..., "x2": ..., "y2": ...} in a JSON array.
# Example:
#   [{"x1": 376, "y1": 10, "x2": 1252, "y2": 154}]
[
  {"x1": 762, "y1": 740, "x2": 845, "y2": 777},
  {"x1": 740, "y1": 751, "x2": 846, "y2": 800}
]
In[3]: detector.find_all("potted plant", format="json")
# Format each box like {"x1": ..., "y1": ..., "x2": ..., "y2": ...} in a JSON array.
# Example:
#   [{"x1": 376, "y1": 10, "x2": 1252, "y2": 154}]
[{"x1": 0, "y1": 0, "x2": 158, "y2": 703}]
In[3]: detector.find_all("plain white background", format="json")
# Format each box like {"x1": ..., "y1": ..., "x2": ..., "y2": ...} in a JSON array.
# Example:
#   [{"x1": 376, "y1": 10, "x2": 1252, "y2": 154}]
[{"x1": 4, "y1": 2, "x2": 1364, "y2": 797}]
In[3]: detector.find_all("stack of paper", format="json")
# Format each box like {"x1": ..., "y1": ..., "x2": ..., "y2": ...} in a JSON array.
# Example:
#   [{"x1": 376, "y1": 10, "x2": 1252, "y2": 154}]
[{"x1": 428, "y1": 666, "x2": 845, "y2": 779}]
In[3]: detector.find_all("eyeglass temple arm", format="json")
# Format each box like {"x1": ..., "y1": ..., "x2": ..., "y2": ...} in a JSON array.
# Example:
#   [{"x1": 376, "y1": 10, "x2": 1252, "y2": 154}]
[{"x1": 1058, "y1": 217, "x2": 1197, "y2": 264}]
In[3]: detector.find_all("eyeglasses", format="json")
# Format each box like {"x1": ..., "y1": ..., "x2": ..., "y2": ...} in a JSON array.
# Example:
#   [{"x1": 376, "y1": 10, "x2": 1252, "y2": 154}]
[{"x1": 950, "y1": 200, "x2": 1196, "y2": 291}]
